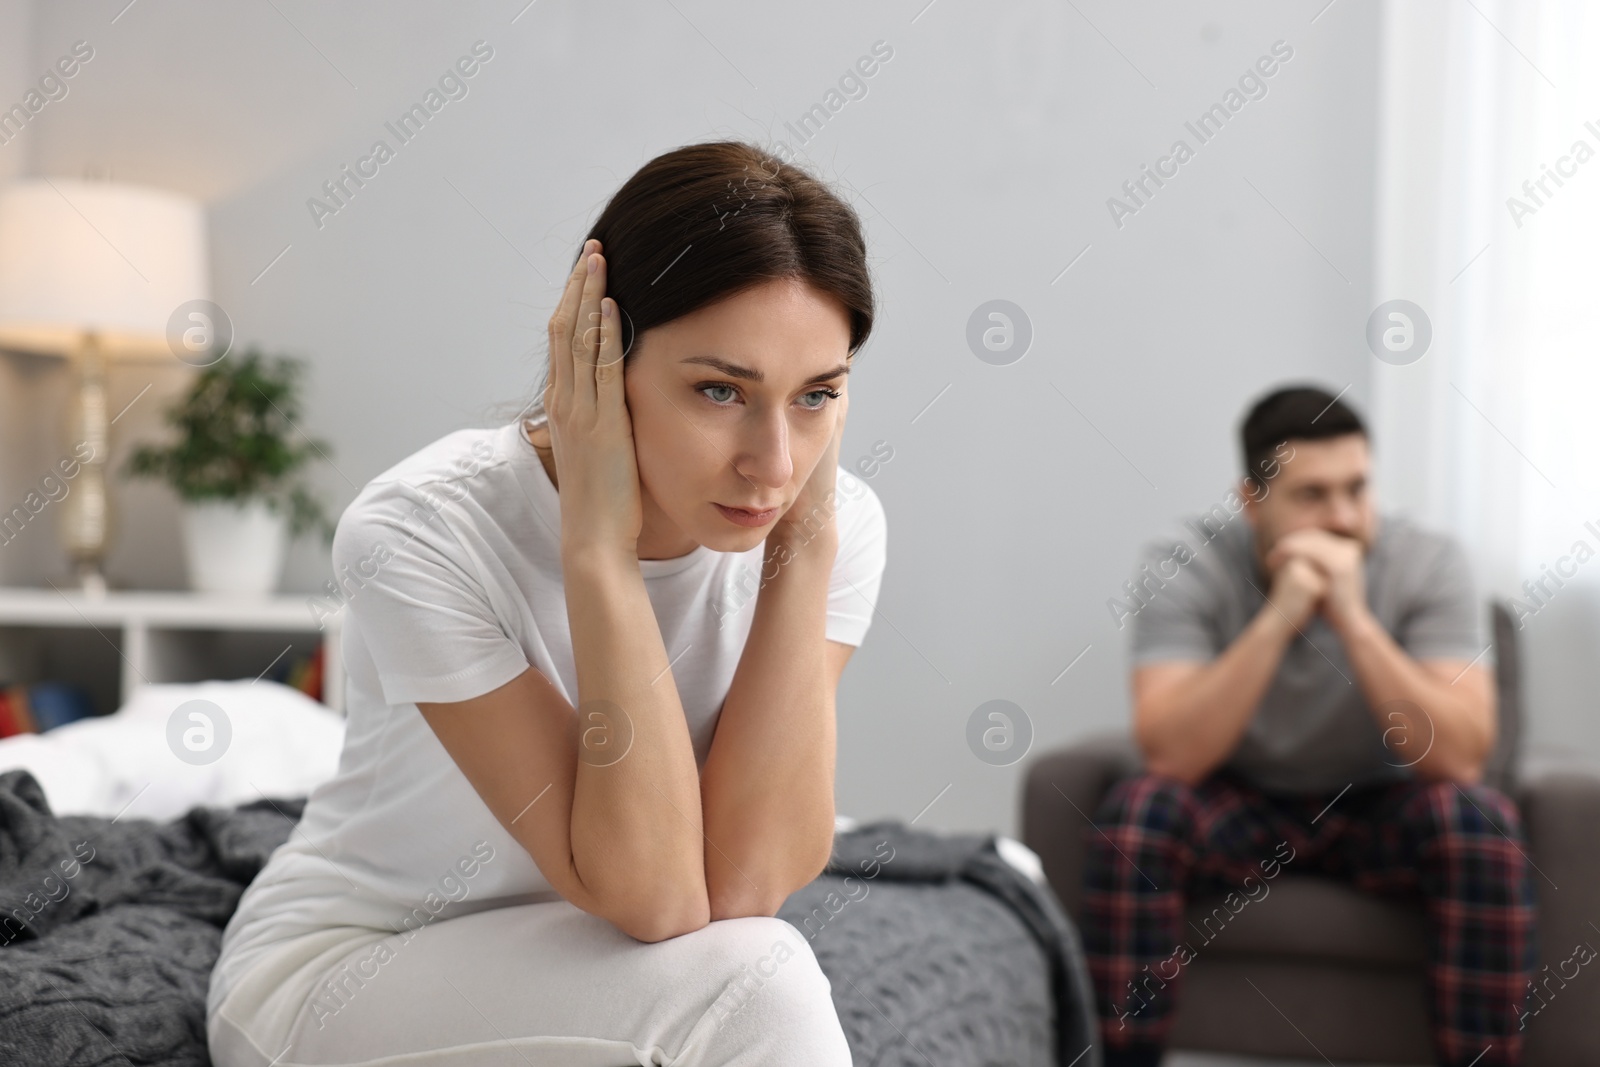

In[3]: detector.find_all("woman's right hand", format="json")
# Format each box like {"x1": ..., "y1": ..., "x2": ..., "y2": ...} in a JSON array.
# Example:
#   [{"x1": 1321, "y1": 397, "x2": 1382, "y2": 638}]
[{"x1": 544, "y1": 239, "x2": 643, "y2": 561}]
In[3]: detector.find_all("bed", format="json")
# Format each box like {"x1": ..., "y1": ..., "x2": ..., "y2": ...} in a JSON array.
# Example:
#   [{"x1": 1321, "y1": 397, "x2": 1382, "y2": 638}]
[{"x1": 0, "y1": 681, "x2": 1099, "y2": 1067}]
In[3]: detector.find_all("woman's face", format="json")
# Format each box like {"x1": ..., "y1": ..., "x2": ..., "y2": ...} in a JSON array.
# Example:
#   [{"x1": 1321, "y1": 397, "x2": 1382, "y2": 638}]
[{"x1": 623, "y1": 276, "x2": 853, "y2": 559}]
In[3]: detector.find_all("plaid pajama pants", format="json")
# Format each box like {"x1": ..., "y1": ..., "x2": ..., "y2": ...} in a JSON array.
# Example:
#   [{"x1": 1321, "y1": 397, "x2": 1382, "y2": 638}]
[{"x1": 1082, "y1": 771, "x2": 1538, "y2": 1067}]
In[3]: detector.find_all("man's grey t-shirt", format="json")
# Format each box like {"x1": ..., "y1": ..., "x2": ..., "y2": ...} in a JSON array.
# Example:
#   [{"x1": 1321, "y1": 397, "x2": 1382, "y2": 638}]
[{"x1": 1124, "y1": 511, "x2": 1485, "y2": 793}]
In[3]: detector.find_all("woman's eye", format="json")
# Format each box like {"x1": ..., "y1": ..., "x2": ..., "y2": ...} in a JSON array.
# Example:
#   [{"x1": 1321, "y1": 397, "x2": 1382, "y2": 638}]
[
  {"x1": 798, "y1": 388, "x2": 840, "y2": 411},
  {"x1": 699, "y1": 384, "x2": 839, "y2": 409}
]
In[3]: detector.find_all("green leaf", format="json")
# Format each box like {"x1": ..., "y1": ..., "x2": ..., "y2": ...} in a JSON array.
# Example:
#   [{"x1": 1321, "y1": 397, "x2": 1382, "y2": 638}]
[{"x1": 122, "y1": 347, "x2": 335, "y2": 544}]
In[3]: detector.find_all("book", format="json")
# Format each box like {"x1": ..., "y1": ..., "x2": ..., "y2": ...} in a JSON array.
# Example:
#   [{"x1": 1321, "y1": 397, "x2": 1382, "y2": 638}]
[
  {"x1": 27, "y1": 683, "x2": 93, "y2": 731},
  {"x1": 0, "y1": 683, "x2": 93, "y2": 737}
]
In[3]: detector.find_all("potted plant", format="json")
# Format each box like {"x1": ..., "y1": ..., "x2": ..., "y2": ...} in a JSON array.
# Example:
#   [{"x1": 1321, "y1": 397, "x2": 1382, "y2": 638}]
[{"x1": 124, "y1": 348, "x2": 334, "y2": 595}]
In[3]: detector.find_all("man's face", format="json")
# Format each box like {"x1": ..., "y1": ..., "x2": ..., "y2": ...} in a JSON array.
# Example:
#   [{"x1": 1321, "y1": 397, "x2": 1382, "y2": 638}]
[
  {"x1": 1244, "y1": 433, "x2": 1375, "y2": 562},
  {"x1": 622, "y1": 276, "x2": 853, "y2": 558}
]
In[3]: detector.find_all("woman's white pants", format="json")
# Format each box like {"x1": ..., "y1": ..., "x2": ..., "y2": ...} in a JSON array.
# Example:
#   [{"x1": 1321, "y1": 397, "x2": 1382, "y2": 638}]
[{"x1": 207, "y1": 899, "x2": 852, "y2": 1067}]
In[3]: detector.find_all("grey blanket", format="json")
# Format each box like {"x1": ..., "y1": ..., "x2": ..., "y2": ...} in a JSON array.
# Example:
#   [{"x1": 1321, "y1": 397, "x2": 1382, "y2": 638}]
[
  {"x1": 0, "y1": 769, "x2": 305, "y2": 1067},
  {"x1": 781, "y1": 820, "x2": 1099, "y2": 1067},
  {"x1": 0, "y1": 770, "x2": 1097, "y2": 1066}
]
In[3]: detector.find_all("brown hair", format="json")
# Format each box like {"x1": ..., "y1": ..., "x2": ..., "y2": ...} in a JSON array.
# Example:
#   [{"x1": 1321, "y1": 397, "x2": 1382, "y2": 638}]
[
  {"x1": 533, "y1": 140, "x2": 875, "y2": 397},
  {"x1": 1239, "y1": 384, "x2": 1366, "y2": 485}
]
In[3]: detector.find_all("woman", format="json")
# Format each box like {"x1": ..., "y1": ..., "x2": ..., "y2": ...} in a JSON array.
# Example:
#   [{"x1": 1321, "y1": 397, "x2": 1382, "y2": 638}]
[{"x1": 206, "y1": 141, "x2": 887, "y2": 1066}]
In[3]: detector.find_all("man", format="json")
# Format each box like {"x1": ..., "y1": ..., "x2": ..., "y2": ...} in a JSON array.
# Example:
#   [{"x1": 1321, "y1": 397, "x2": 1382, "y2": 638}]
[{"x1": 1086, "y1": 386, "x2": 1537, "y2": 1067}]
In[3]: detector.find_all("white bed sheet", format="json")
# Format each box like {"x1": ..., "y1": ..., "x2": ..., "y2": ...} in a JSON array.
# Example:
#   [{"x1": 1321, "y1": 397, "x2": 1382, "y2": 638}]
[{"x1": 0, "y1": 679, "x2": 345, "y2": 820}]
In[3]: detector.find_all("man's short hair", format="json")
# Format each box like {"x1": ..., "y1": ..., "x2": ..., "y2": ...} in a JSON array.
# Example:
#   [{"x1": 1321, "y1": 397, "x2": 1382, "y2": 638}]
[{"x1": 1239, "y1": 385, "x2": 1367, "y2": 485}]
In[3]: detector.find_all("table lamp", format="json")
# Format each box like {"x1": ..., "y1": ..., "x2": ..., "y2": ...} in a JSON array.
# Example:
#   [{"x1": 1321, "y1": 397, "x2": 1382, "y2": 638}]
[{"x1": 0, "y1": 178, "x2": 209, "y2": 595}]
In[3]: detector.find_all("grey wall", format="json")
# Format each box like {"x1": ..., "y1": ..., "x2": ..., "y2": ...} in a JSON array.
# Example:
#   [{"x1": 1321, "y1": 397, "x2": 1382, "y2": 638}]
[{"x1": 2, "y1": 0, "x2": 1384, "y2": 835}]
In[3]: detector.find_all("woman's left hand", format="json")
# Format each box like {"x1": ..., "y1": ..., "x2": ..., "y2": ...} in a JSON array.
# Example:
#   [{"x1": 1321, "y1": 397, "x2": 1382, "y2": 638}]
[{"x1": 772, "y1": 389, "x2": 848, "y2": 549}]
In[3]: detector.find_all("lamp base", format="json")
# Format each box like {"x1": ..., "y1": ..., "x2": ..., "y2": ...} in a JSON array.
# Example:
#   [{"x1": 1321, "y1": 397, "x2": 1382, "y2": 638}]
[
  {"x1": 61, "y1": 333, "x2": 113, "y2": 597},
  {"x1": 76, "y1": 562, "x2": 108, "y2": 599}
]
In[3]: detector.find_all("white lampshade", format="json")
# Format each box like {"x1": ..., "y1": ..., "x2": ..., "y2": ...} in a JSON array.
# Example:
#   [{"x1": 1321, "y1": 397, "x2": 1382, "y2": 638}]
[{"x1": 0, "y1": 178, "x2": 208, "y2": 359}]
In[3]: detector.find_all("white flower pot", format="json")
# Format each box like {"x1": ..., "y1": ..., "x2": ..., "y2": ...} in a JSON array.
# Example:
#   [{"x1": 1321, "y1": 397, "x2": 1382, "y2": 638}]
[{"x1": 181, "y1": 499, "x2": 288, "y2": 596}]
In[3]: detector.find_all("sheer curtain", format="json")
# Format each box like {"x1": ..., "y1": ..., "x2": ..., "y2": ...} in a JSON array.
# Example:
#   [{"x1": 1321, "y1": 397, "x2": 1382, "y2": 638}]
[{"x1": 1371, "y1": 0, "x2": 1600, "y2": 758}]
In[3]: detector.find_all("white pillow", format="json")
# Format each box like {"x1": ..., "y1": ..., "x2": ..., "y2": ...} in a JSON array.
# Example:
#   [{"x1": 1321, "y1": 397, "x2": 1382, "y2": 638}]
[{"x1": 0, "y1": 680, "x2": 345, "y2": 820}]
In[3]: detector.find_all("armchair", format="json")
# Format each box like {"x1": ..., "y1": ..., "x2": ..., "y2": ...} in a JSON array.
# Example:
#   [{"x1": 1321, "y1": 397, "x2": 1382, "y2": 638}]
[{"x1": 1020, "y1": 602, "x2": 1600, "y2": 1064}]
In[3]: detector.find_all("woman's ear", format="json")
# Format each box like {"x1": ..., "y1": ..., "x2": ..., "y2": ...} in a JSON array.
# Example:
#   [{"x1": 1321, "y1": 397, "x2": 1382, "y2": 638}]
[{"x1": 618, "y1": 304, "x2": 638, "y2": 358}]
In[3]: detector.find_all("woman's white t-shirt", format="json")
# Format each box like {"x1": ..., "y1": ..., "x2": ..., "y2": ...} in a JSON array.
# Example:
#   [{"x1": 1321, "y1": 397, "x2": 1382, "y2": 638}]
[{"x1": 208, "y1": 418, "x2": 888, "y2": 1015}]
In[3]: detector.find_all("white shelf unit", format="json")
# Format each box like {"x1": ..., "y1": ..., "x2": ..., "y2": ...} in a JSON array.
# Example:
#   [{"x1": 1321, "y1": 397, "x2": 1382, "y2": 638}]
[{"x1": 0, "y1": 589, "x2": 343, "y2": 714}]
